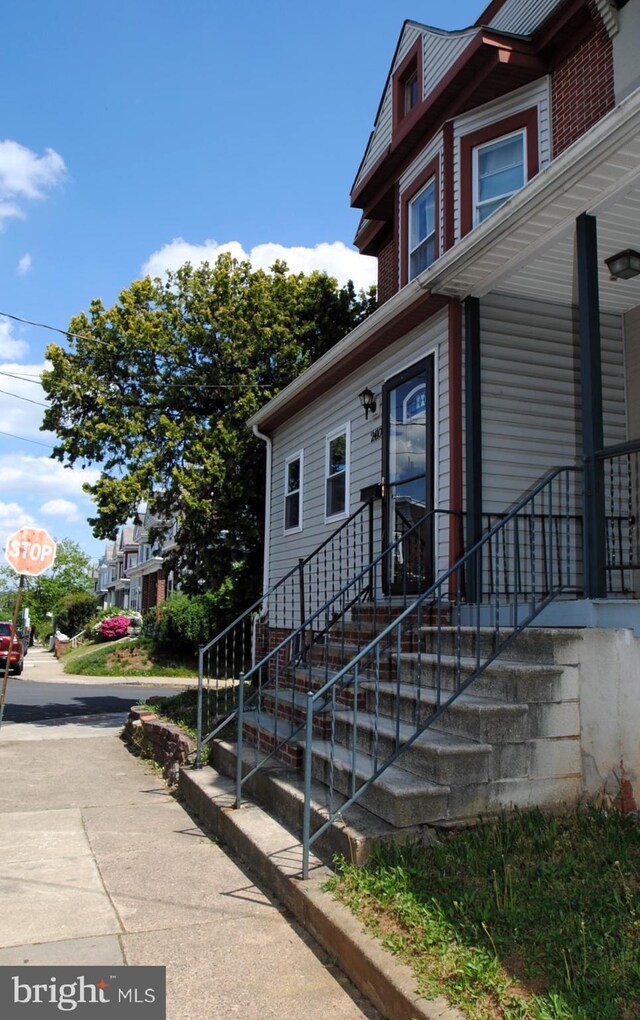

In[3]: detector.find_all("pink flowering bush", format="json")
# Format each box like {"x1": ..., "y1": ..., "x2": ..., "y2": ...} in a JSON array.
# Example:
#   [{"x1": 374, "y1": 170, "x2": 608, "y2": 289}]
[{"x1": 98, "y1": 615, "x2": 131, "y2": 640}]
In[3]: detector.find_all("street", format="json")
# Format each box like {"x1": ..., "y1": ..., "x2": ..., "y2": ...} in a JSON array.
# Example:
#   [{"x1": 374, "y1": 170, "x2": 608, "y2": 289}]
[{"x1": 1, "y1": 679, "x2": 183, "y2": 724}]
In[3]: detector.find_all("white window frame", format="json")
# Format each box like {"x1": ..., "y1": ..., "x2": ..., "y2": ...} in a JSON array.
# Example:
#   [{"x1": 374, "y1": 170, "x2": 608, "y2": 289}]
[
  {"x1": 324, "y1": 423, "x2": 350, "y2": 524},
  {"x1": 284, "y1": 450, "x2": 304, "y2": 534},
  {"x1": 408, "y1": 177, "x2": 436, "y2": 281},
  {"x1": 472, "y1": 128, "x2": 526, "y2": 228}
]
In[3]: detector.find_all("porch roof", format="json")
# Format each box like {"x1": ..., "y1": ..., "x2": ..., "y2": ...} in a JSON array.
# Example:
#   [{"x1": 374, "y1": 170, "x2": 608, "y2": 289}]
[{"x1": 249, "y1": 86, "x2": 640, "y2": 433}]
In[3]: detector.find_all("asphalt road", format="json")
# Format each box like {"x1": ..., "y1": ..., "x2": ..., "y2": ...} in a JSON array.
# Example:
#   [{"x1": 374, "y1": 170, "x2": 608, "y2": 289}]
[{"x1": 0, "y1": 678, "x2": 184, "y2": 723}]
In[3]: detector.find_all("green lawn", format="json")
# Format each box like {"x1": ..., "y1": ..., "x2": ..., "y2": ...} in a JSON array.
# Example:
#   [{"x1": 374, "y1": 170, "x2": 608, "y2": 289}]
[
  {"x1": 62, "y1": 637, "x2": 199, "y2": 678},
  {"x1": 327, "y1": 808, "x2": 640, "y2": 1020}
]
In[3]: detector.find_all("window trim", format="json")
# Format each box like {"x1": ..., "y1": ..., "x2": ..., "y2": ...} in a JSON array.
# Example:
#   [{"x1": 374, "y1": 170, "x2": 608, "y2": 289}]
[
  {"x1": 283, "y1": 449, "x2": 304, "y2": 534},
  {"x1": 400, "y1": 156, "x2": 440, "y2": 287},
  {"x1": 459, "y1": 107, "x2": 539, "y2": 237},
  {"x1": 392, "y1": 39, "x2": 423, "y2": 137},
  {"x1": 472, "y1": 128, "x2": 526, "y2": 228},
  {"x1": 324, "y1": 423, "x2": 350, "y2": 524}
]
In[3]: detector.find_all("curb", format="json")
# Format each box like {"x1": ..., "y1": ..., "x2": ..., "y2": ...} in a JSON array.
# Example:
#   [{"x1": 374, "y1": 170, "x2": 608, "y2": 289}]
[{"x1": 179, "y1": 766, "x2": 464, "y2": 1020}]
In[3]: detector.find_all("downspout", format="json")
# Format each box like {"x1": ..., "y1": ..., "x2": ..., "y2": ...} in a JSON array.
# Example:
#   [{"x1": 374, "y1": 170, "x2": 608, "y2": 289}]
[{"x1": 252, "y1": 423, "x2": 272, "y2": 617}]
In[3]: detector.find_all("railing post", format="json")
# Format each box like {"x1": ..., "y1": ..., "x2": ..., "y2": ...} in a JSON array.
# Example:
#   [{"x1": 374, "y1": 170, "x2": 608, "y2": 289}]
[
  {"x1": 195, "y1": 644, "x2": 204, "y2": 769},
  {"x1": 236, "y1": 672, "x2": 245, "y2": 808},
  {"x1": 297, "y1": 558, "x2": 306, "y2": 659},
  {"x1": 576, "y1": 213, "x2": 606, "y2": 598},
  {"x1": 368, "y1": 497, "x2": 375, "y2": 599},
  {"x1": 302, "y1": 691, "x2": 314, "y2": 879}
]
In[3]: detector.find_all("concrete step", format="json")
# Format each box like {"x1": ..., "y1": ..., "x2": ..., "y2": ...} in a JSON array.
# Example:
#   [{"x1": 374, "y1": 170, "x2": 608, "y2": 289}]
[
  {"x1": 398, "y1": 652, "x2": 568, "y2": 704},
  {"x1": 208, "y1": 739, "x2": 423, "y2": 866},
  {"x1": 329, "y1": 710, "x2": 492, "y2": 787},
  {"x1": 418, "y1": 625, "x2": 584, "y2": 663},
  {"x1": 364, "y1": 680, "x2": 530, "y2": 743},
  {"x1": 309, "y1": 740, "x2": 451, "y2": 828}
]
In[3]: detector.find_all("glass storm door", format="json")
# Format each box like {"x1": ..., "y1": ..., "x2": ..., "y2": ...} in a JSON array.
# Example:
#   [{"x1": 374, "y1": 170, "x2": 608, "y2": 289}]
[{"x1": 382, "y1": 357, "x2": 435, "y2": 595}]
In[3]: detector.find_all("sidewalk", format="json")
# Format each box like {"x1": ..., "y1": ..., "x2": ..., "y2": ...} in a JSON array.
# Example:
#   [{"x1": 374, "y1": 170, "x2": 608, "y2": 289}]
[
  {"x1": 0, "y1": 718, "x2": 379, "y2": 1020},
  {"x1": 20, "y1": 644, "x2": 198, "y2": 687}
]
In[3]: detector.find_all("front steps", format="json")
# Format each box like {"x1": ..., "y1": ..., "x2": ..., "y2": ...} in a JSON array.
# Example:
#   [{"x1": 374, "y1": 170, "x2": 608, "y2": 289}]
[{"x1": 212, "y1": 608, "x2": 584, "y2": 862}]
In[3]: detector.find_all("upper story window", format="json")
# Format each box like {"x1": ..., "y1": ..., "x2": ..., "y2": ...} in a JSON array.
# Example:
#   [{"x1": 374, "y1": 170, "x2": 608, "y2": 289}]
[
  {"x1": 284, "y1": 451, "x2": 303, "y2": 533},
  {"x1": 473, "y1": 130, "x2": 525, "y2": 226},
  {"x1": 409, "y1": 178, "x2": 436, "y2": 279},
  {"x1": 404, "y1": 71, "x2": 418, "y2": 115},
  {"x1": 325, "y1": 424, "x2": 350, "y2": 522},
  {"x1": 392, "y1": 39, "x2": 422, "y2": 135}
]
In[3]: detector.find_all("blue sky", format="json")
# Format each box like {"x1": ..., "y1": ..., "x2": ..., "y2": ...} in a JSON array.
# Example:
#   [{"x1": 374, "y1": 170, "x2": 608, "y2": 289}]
[{"x1": 0, "y1": 0, "x2": 483, "y2": 563}]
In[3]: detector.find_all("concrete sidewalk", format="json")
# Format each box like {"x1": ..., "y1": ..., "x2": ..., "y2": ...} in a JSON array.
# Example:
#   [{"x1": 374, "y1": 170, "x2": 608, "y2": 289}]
[
  {"x1": 0, "y1": 720, "x2": 379, "y2": 1020},
  {"x1": 21, "y1": 644, "x2": 197, "y2": 687}
]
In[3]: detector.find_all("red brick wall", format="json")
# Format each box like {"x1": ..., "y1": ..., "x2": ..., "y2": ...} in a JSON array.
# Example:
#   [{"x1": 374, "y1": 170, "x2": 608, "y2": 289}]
[
  {"x1": 551, "y1": 5, "x2": 614, "y2": 157},
  {"x1": 377, "y1": 238, "x2": 398, "y2": 305}
]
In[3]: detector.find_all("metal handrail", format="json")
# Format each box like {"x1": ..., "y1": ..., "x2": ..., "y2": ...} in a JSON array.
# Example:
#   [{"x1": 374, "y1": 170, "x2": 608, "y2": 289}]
[
  {"x1": 228, "y1": 507, "x2": 462, "y2": 793},
  {"x1": 195, "y1": 497, "x2": 376, "y2": 763},
  {"x1": 300, "y1": 464, "x2": 582, "y2": 876}
]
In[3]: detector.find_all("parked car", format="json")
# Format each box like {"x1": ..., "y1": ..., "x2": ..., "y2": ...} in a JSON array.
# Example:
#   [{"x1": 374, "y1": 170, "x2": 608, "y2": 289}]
[{"x1": 0, "y1": 621, "x2": 25, "y2": 675}]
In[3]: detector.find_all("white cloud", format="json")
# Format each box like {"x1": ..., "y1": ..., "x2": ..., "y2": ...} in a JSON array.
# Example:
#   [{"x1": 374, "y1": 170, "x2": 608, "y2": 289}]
[
  {"x1": 0, "y1": 140, "x2": 67, "y2": 229},
  {"x1": 0, "y1": 454, "x2": 100, "y2": 498},
  {"x1": 0, "y1": 501, "x2": 36, "y2": 550},
  {"x1": 17, "y1": 253, "x2": 32, "y2": 276},
  {"x1": 0, "y1": 322, "x2": 30, "y2": 361},
  {"x1": 142, "y1": 237, "x2": 377, "y2": 292},
  {"x1": 40, "y1": 498, "x2": 81, "y2": 521}
]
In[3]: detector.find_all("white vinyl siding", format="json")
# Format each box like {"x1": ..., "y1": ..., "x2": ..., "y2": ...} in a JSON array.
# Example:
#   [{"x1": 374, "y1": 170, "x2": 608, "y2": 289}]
[
  {"x1": 478, "y1": 293, "x2": 626, "y2": 515},
  {"x1": 284, "y1": 450, "x2": 303, "y2": 533},
  {"x1": 488, "y1": 0, "x2": 566, "y2": 35},
  {"x1": 267, "y1": 312, "x2": 450, "y2": 607}
]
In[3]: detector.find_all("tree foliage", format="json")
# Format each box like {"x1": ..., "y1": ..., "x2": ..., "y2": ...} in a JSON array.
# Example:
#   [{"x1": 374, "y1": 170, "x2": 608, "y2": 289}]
[{"x1": 42, "y1": 255, "x2": 376, "y2": 597}]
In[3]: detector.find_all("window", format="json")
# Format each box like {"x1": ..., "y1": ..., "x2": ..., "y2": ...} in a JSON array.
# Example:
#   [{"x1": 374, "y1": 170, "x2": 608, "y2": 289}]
[
  {"x1": 284, "y1": 451, "x2": 303, "y2": 532},
  {"x1": 404, "y1": 71, "x2": 418, "y2": 114},
  {"x1": 408, "y1": 178, "x2": 436, "y2": 279},
  {"x1": 473, "y1": 130, "x2": 525, "y2": 226},
  {"x1": 325, "y1": 424, "x2": 350, "y2": 521}
]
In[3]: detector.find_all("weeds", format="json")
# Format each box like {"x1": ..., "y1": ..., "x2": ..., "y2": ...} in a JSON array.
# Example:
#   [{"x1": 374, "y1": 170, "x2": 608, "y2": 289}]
[{"x1": 327, "y1": 807, "x2": 640, "y2": 1019}]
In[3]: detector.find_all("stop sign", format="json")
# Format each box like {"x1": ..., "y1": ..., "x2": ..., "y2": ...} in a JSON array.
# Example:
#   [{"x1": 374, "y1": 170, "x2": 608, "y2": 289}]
[{"x1": 4, "y1": 527, "x2": 57, "y2": 577}]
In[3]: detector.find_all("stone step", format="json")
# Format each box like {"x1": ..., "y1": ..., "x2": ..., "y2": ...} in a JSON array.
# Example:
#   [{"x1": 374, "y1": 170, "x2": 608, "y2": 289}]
[{"x1": 418, "y1": 625, "x2": 584, "y2": 663}]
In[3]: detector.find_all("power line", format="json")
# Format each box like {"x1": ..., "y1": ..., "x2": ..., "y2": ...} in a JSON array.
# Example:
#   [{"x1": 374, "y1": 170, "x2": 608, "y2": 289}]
[
  {"x1": 0, "y1": 370, "x2": 43, "y2": 385},
  {"x1": 0, "y1": 429, "x2": 53, "y2": 449},
  {"x1": 0, "y1": 388, "x2": 47, "y2": 407},
  {"x1": 0, "y1": 310, "x2": 108, "y2": 346}
]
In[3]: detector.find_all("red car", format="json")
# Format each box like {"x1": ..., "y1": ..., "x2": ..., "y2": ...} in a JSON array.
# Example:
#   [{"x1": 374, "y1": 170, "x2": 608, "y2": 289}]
[{"x1": 0, "y1": 622, "x2": 24, "y2": 676}]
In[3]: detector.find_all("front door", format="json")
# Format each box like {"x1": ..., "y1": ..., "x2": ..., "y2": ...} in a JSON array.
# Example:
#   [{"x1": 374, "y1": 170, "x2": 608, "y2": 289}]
[{"x1": 382, "y1": 356, "x2": 435, "y2": 594}]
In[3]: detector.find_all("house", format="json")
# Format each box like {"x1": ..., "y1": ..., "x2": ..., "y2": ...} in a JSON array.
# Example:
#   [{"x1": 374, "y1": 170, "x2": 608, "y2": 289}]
[
  {"x1": 197, "y1": 0, "x2": 640, "y2": 868},
  {"x1": 126, "y1": 511, "x2": 178, "y2": 614}
]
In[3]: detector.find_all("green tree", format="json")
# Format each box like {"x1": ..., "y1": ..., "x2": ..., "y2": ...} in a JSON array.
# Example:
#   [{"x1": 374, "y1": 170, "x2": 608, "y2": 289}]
[
  {"x1": 41, "y1": 255, "x2": 376, "y2": 601},
  {"x1": 0, "y1": 538, "x2": 94, "y2": 635}
]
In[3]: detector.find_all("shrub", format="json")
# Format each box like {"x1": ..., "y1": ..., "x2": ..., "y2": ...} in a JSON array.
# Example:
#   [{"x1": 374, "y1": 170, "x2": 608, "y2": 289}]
[
  {"x1": 98, "y1": 615, "x2": 131, "y2": 640},
  {"x1": 54, "y1": 592, "x2": 100, "y2": 637}
]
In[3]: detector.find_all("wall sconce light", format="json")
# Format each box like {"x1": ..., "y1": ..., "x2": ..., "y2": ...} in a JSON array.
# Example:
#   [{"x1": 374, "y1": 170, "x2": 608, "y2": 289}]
[
  {"x1": 358, "y1": 387, "x2": 377, "y2": 420},
  {"x1": 604, "y1": 249, "x2": 640, "y2": 280}
]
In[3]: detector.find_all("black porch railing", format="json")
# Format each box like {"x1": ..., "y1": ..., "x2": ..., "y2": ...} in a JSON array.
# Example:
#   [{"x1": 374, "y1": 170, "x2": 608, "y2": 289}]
[{"x1": 598, "y1": 439, "x2": 640, "y2": 596}]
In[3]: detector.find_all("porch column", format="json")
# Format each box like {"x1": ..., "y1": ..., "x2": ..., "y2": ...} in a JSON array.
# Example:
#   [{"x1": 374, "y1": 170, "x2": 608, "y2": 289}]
[
  {"x1": 465, "y1": 296, "x2": 483, "y2": 602},
  {"x1": 576, "y1": 212, "x2": 606, "y2": 598}
]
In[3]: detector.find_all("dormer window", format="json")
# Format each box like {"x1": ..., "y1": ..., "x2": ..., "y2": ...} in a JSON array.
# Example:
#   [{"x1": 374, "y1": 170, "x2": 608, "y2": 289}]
[
  {"x1": 392, "y1": 40, "x2": 422, "y2": 135},
  {"x1": 409, "y1": 178, "x2": 436, "y2": 279},
  {"x1": 473, "y1": 130, "x2": 525, "y2": 225},
  {"x1": 404, "y1": 71, "x2": 418, "y2": 114}
]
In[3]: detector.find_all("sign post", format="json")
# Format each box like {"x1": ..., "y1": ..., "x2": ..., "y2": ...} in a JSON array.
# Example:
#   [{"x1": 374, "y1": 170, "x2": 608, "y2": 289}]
[{"x1": 1, "y1": 527, "x2": 57, "y2": 729}]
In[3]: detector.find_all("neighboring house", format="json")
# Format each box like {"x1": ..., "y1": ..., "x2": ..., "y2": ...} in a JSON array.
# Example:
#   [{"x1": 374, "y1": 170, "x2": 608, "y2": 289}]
[
  {"x1": 100, "y1": 526, "x2": 138, "y2": 610},
  {"x1": 203, "y1": 0, "x2": 640, "y2": 856},
  {"x1": 117, "y1": 511, "x2": 178, "y2": 615}
]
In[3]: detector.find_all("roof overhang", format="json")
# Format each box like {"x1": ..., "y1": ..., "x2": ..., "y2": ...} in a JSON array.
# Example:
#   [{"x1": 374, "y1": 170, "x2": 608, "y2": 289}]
[
  {"x1": 250, "y1": 87, "x2": 640, "y2": 435},
  {"x1": 126, "y1": 557, "x2": 164, "y2": 580}
]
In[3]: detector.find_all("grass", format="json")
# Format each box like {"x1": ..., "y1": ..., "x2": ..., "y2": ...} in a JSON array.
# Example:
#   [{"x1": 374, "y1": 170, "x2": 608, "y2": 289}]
[
  {"x1": 138, "y1": 684, "x2": 250, "y2": 762},
  {"x1": 62, "y1": 636, "x2": 199, "y2": 678},
  {"x1": 327, "y1": 807, "x2": 640, "y2": 1020}
]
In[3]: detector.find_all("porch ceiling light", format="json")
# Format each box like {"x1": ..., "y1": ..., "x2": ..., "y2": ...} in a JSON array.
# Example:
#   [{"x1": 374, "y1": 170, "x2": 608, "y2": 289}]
[
  {"x1": 604, "y1": 249, "x2": 640, "y2": 280},
  {"x1": 358, "y1": 387, "x2": 377, "y2": 420}
]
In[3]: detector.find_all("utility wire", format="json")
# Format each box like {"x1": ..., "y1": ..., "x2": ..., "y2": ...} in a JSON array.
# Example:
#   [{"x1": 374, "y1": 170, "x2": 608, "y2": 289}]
[
  {"x1": 0, "y1": 310, "x2": 108, "y2": 346},
  {"x1": 0, "y1": 388, "x2": 47, "y2": 406},
  {"x1": 0, "y1": 370, "x2": 44, "y2": 384},
  {"x1": 0, "y1": 429, "x2": 53, "y2": 449}
]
